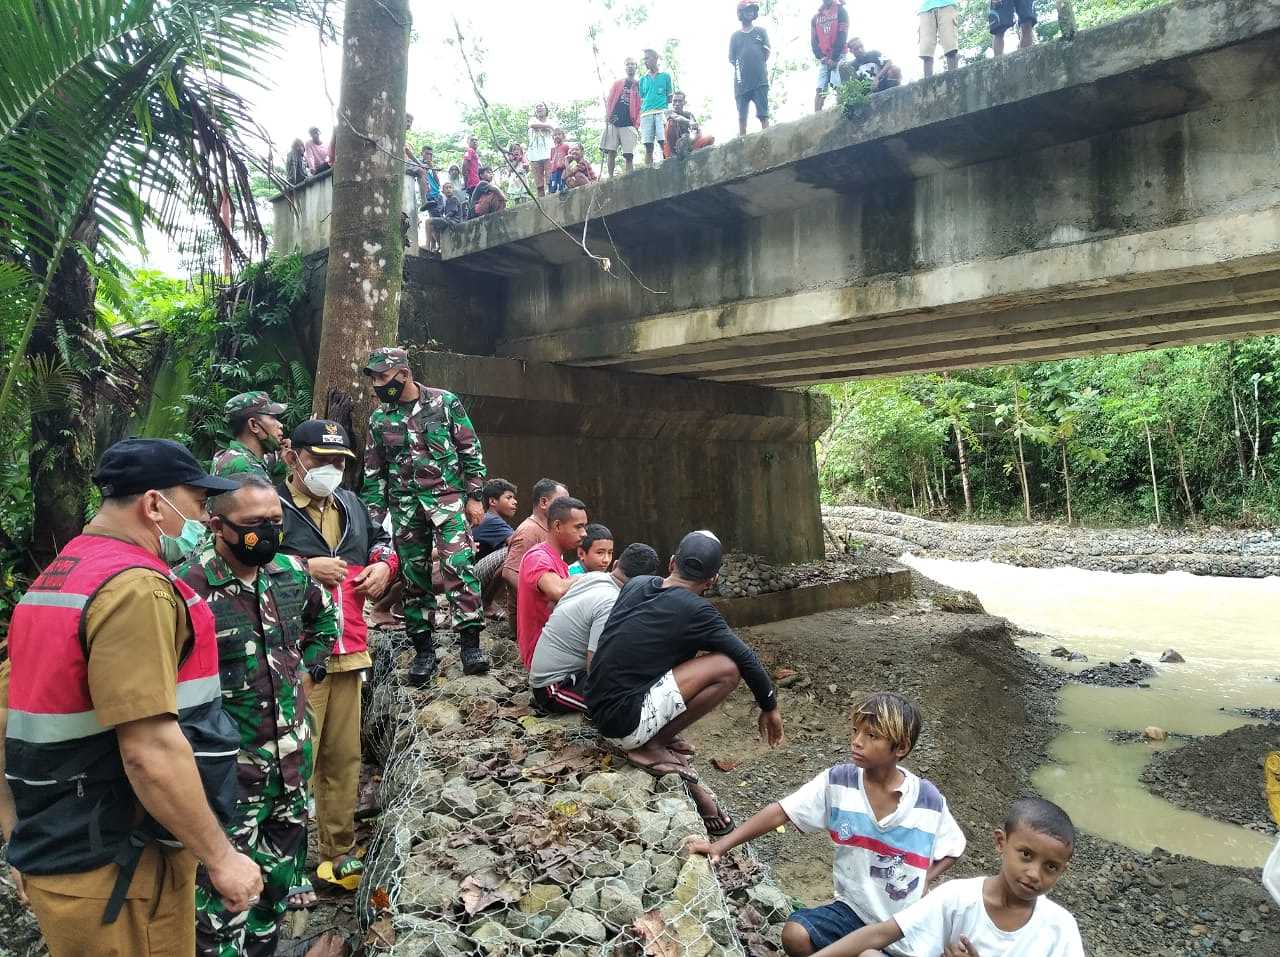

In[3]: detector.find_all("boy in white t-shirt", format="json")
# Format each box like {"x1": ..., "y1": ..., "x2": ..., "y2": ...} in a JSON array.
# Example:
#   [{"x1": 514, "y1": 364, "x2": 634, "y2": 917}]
[
  {"x1": 813, "y1": 797, "x2": 1085, "y2": 957},
  {"x1": 688, "y1": 692, "x2": 965, "y2": 955}
]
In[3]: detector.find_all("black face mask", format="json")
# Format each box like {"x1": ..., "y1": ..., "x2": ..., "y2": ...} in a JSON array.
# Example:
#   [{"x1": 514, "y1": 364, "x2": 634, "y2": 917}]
[
  {"x1": 374, "y1": 375, "x2": 405, "y2": 404},
  {"x1": 220, "y1": 518, "x2": 283, "y2": 567}
]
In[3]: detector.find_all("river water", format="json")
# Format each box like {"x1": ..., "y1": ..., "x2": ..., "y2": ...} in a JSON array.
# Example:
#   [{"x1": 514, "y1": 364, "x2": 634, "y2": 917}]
[{"x1": 902, "y1": 554, "x2": 1280, "y2": 868}]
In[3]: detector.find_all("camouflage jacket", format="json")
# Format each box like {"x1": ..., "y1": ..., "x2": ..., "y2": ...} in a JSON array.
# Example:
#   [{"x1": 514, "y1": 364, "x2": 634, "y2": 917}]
[
  {"x1": 211, "y1": 439, "x2": 288, "y2": 483},
  {"x1": 361, "y1": 388, "x2": 486, "y2": 527},
  {"x1": 177, "y1": 544, "x2": 340, "y2": 794}
]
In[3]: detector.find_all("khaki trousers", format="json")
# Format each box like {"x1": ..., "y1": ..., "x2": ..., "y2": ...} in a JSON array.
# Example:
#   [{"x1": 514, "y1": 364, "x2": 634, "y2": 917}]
[
  {"x1": 26, "y1": 847, "x2": 196, "y2": 956},
  {"x1": 308, "y1": 669, "x2": 363, "y2": 860}
]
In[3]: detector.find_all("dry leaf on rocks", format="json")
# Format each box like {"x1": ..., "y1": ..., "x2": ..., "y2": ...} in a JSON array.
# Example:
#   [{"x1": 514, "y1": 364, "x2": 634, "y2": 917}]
[
  {"x1": 710, "y1": 758, "x2": 739, "y2": 773},
  {"x1": 772, "y1": 668, "x2": 797, "y2": 681},
  {"x1": 366, "y1": 916, "x2": 396, "y2": 949},
  {"x1": 368, "y1": 885, "x2": 391, "y2": 913},
  {"x1": 633, "y1": 909, "x2": 680, "y2": 957}
]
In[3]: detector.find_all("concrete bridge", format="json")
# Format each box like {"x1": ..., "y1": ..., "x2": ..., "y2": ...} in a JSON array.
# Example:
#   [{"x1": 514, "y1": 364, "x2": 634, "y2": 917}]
[{"x1": 272, "y1": 0, "x2": 1280, "y2": 563}]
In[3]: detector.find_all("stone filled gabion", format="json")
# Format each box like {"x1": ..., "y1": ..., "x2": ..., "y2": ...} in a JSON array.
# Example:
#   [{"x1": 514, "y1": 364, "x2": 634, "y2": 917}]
[
  {"x1": 358, "y1": 632, "x2": 791, "y2": 955},
  {"x1": 705, "y1": 551, "x2": 887, "y2": 600}
]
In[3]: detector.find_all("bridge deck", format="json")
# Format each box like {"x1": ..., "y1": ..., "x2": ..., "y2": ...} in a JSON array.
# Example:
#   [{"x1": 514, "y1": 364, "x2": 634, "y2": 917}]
[{"x1": 442, "y1": 0, "x2": 1280, "y2": 385}]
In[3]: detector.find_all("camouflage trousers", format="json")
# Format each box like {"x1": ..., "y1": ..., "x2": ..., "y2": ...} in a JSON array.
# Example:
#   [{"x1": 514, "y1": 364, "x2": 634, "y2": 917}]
[
  {"x1": 195, "y1": 770, "x2": 308, "y2": 957},
  {"x1": 394, "y1": 499, "x2": 482, "y2": 637}
]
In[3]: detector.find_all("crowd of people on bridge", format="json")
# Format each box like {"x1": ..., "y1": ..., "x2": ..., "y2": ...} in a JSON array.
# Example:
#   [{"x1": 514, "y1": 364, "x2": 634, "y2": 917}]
[
  {"x1": 282, "y1": 0, "x2": 1040, "y2": 239},
  {"x1": 1, "y1": 345, "x2": 1091, "y2": 957}
]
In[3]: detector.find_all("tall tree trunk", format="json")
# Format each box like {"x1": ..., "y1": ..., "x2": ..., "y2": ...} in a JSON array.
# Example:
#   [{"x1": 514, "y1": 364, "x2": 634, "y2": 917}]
[
  {"x1": 952, "y1": 419, "x2": 973, "y2": 515},
  {"x1": 1061, "y1": 443, "x2": 1072, "y2": 526},
  {"x1": 1013, "y1": 387, "x2": 1032, "y2": 522},
  {"x1": 1056, "y1": 0, "x2": 1077, "y2": 40},
  {"x1": 312, "y1": 0, "x2": 412, "y2": 455},
  {"x1": 1144, "y1": 420, "x2": 1162, "y2": 526},
  {"x1": 28, "y1": 213, "x2": 100, "y2": 569}
]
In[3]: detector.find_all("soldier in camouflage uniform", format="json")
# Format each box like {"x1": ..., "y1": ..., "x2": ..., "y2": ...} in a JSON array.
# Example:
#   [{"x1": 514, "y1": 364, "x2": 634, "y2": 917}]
[
  {"x1": 211, "y1": 391, "x2": 290, "y2": 481},
  {"x1": 177, "y1": 474, "x2": 340, "y2": 957},
  {"x1": 362, "y1": 346, "x2": 490, "y2": 682}
]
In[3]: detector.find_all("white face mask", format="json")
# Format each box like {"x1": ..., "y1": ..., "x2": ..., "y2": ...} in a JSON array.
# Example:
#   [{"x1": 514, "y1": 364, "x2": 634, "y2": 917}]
[{"x1": 302, "y1": 464, "x2": 344, "y2": 498}]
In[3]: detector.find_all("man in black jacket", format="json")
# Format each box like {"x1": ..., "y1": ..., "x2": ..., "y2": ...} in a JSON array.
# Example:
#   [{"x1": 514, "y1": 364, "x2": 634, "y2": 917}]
[
  {"x1": 276, "y1": 420, "x2": 397, "y2": 892},
  {"x1": 584, "y1": 530, "x2": 785, "y2": 836}
]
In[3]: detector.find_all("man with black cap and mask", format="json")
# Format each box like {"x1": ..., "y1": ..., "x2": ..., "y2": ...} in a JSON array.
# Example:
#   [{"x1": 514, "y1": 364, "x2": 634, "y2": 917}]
[
  {"x1": 585, "y1": 529, "x2": 785, "y2": 838},
  {"x1": 0, "y1": 438, "x2": 261, "y2": 957},
  {"x1": 277, "y1": 419, "x2": 397, "y2": 893},
  {"x1": 177, "y1": 474, "x2": 341, "y2": 955}
]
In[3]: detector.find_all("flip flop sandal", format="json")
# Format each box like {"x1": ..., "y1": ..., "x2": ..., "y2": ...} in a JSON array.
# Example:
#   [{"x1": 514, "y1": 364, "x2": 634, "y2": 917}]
[
  {"x1": 286, "y1": 882, "x2": 317, "y2": 911},
  {"x1": 608, "y1": 744, "x2": 700, "y2": 783},
  {"x1": 700, "y1": 801, "x2": 736, "y2": 838},
  {"x1": 316, "y1": 856, "x2": 364, "y2": 892}
]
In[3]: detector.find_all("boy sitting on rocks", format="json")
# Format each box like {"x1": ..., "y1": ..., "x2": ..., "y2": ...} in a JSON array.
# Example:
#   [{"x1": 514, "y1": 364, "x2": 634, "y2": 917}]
[
  {"x1": 811, "y1": 797, "x2": 1083, "y2": 957},
  {"x1": 688, "y1": 692, "x2": 965, "y2": 955}
]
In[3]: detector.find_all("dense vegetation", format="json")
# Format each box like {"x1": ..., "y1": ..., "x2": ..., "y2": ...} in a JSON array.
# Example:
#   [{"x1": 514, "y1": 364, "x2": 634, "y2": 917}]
[{"x1": 816, "y1": 340, "x2": 1280, "y2": 527}]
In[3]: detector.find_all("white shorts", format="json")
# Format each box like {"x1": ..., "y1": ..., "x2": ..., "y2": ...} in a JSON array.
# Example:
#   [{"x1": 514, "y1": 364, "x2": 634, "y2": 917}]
[
  {"x1": 605, "y1": 670, "x2": 687, "y2": 751},
  {"x1": 919, "y1": 6, "x2": 958, "y2": 57},
  {"x1": 600, "y1": 123, "x2": 638, "y2": 155}
]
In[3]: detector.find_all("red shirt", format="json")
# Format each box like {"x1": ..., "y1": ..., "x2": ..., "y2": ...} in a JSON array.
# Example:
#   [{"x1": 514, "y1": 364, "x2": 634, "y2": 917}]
[
  {"x1": 550, "y1": 143, "x2": 571, "y2": 173},
  {"x1": 517, "y1": 542, "x2": 568, "y2": 669},
  {"x1": 463, "y1": 147, "x2": 480, "y2": 189}
]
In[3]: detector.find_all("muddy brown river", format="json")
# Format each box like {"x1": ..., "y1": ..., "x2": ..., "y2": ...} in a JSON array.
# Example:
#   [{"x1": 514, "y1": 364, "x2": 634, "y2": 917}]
[{"x1": 903, "y1": 555, "x2": 1280, "y2": 868}]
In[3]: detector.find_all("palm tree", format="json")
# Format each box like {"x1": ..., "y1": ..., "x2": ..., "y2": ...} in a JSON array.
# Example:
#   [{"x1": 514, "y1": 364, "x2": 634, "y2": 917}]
[{"x1": 0, "y1": 0, "x2": 321, "y2": 565}]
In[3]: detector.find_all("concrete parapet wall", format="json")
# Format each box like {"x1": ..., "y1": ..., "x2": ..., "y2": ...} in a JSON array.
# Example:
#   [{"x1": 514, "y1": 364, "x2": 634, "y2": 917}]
[
  {"x1": 712, "y1": 568, "x2": 912, "y2": 629},
  {"x1": 271, "y1": 171, "x2": 423, "y2": 260},
  {"x1": 412, "y1": 353, "x2": 831, "y2": 564}
]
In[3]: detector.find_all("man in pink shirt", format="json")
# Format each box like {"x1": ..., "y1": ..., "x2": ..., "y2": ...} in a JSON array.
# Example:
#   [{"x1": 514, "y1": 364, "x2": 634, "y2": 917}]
[
  {"x1": 303, "y1": 126, "x2": 332, "y2": 176},
  {"x1": 517, "y1": 496, "x2": 589, "y2": 669}
]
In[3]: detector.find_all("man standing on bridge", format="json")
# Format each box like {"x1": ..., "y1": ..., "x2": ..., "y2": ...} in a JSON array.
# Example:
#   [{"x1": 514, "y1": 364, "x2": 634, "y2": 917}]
[{"x1": 362, "y1": 347, "x2": 490, "y2": 682}]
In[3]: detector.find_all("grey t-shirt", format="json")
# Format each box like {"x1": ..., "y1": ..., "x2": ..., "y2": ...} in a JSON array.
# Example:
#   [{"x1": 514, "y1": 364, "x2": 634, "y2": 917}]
[{"x1": 528, "y1": 572, "x2": 620, "y2": 689}]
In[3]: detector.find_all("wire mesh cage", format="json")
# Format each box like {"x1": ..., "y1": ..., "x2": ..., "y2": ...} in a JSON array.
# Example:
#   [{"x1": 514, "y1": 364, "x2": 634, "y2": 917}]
[{"x1": 358, "y1": 631, "x2": 791, "y2": 955}]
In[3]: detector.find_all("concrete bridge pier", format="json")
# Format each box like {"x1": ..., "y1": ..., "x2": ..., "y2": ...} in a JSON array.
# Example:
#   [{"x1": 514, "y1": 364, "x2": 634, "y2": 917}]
[{"x1": 408, "y1": 352, "x2": 831, "y2": 565}]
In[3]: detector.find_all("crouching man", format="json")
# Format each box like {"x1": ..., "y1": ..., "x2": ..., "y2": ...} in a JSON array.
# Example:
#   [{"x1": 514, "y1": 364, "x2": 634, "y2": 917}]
[
  {"x1": 178, "y1": 475, "x2": 341, "y2": 956},
  {"x1": 277, "y1": 419, "x2": 397, "y2": 892}
]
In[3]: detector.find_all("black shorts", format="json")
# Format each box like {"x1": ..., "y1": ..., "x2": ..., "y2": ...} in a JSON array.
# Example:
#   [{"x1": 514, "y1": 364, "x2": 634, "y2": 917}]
[
  {"x1": 531, "y1": 670, "x2": 589, "y2": 715},
  {"x1": 736, "y1": 86, "x2": 769, "y2": 123},
  {"x1": 989, "y1": 0, "x2": 1036, "y2": 33}
]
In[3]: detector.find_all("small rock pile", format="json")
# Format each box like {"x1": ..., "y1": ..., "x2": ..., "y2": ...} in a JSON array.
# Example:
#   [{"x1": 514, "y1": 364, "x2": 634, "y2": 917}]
[
  {"x1": 361, "y1": 632, "x2": 796, "y2": 955},
  {"x1": 1072, "y1": 846, "x2": 1280, "y2": 956},
  {"x1": 706, "y1": 551, "x2": 890, "y2": 600},
  {"x1": 1073, "y1": 658, "x2": 1156, "y2": 688}
]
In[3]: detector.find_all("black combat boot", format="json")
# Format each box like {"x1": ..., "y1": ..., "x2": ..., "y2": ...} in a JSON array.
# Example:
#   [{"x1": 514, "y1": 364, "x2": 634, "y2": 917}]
[
  {"x1": 406, "y1": 632, "x2": 437, "y2": 686},
  {"x1": 459, "y1": 626, "x2": 490, "y2": 676}
]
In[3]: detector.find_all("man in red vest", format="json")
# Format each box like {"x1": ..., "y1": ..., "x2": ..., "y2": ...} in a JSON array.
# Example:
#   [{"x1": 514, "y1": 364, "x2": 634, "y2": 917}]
[{"x1": 0, "y1": 438, "x2": 263, "y2": 956}]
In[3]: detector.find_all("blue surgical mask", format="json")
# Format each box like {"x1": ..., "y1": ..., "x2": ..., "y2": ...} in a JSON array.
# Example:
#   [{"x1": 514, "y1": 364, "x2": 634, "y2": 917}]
[{"x1": 155, "y1": 493, "x2": 207, "y2": 564}]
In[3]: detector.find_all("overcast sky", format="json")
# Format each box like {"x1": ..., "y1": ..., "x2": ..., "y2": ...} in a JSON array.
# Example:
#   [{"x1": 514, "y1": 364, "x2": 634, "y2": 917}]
[{"x1": 144, "y1": 0, "x2": 932, "y2": 272}]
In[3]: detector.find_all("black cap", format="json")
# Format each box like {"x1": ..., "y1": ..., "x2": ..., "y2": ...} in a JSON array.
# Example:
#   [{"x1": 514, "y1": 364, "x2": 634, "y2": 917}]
[
  {"x1": 291, "y1": 419, "x2": 356, "y2": 459},
  {"x1": 94, "y1": 438, "x2": 239, "y2": 498},
  {"x1": 674, "y1": 530, "x2": 723, "y2": 580}
]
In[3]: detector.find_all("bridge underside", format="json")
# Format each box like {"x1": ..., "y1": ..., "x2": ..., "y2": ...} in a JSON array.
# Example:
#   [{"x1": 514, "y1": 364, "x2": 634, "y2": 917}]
[{"x1": 438, "y1": 0, "x2": 1280, "y2": 387}]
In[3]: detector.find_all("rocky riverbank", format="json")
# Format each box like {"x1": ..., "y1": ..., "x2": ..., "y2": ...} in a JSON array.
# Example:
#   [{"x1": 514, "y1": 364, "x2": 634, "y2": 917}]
[
  {"x1": 1141, "y1": 724, "x2": 1280, "y2": 836},
  {"x1": 824, "y1": 505, "x2": 1280, "y2": 577}
]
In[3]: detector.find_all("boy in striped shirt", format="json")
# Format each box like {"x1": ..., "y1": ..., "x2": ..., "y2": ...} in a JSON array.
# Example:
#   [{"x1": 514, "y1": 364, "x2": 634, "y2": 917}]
[{"x1": 688, "y1": 692, "x2": 965, "y2": 955}]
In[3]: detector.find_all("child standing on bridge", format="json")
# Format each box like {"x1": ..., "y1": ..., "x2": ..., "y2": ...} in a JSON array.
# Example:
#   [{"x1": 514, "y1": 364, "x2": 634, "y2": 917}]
[
  {"x1": 688, "y1": 691, "x2": 966, "y2": 956},
  {"x1": 812, "y1": 797, "x2": 1084, "y2": 957}
]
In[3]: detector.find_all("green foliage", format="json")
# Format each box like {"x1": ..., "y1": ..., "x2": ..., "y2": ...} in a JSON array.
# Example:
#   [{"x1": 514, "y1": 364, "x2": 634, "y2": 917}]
[
  {"x1": 838, "y1": 76, "x2": 873, "y2": 118},
  {"x1": 167, "y1": 253, "x2": 312, "y2": 460},
  {"x1": 818, "y1": 340, "x2": 1280, "y2": 527}
]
